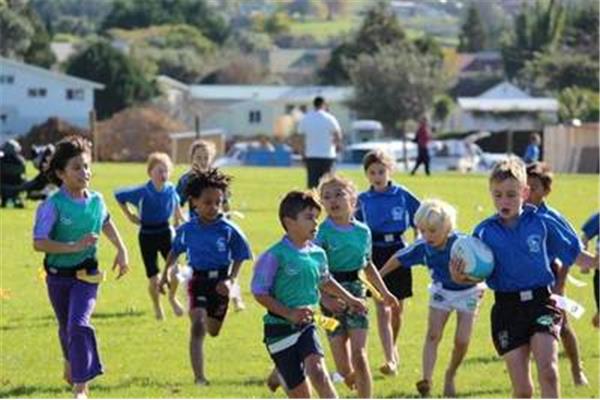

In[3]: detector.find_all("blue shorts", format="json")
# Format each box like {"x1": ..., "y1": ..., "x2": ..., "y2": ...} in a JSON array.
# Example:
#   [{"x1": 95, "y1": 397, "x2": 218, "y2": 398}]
[{"x1": 267, "y1": 325, "x2": 324, "y2": 390}]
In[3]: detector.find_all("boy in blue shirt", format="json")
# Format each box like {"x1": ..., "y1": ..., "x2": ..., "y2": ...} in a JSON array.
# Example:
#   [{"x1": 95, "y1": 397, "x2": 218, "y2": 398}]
[
  {"x1": 526, "y1": 162, "x2": 588, "y2": 385},
  {"x1": 115, "y1": 152, "x2": 184, "y2": 320},
  {"x1": 355, "y1": 149, "x2": 420, "y2": 375},
  {"x1": 380, "y1": 199, "x2": 484, "y2": 398},
  {"x1": 451, "y1": 157, "x2": 597, "y2": 398},
  {"x1": 160, "y1": 168, "x2": 252, "y2": 385},
  {"x1": 251, "y1": 190, "x2": 367, "y2": 398},
  {"x1": 581, "y1": 212, "x2": 599, "y2": 327}
]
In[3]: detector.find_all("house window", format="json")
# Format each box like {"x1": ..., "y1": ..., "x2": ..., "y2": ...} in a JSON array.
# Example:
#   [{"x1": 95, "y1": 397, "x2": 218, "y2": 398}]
[
  {"x1": 0, "y1": 75, "x2": 14, "y2": 84},
  {"x1": 66, "y1": 89, "x2": 84, "y2": 100},
  {"x1": 28, "y1": 88, "x2": 47, "y2": 97},
  {"x1": 249, "y1": 110, "x2": 262, "y2": 124}
]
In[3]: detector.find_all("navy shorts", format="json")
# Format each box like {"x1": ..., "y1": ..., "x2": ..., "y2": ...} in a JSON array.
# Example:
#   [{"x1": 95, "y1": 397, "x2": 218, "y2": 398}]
[
  {"x1": 372, "y1": 244, "x2": 413, "y2": 300},
  {"x1": 187, "y1": 274, "x2": 229, "y2": 321},
  {"x1": 138, "y1": 229, "x2": 172, "y2": 278},
  {"x1": 267, "y1": 325, "x2": 324, "y2": 390},
  {"x1": 491, "y1": 287, "x2": 561, "y2": 356}
]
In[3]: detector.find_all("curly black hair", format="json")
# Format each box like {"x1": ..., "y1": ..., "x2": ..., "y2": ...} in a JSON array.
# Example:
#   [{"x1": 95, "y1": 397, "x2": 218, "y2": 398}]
[
  {"x1": 185, "y1": 167, "x2": 232, "y2": 199},
  {"x1": 47, "y1": 136, "x2": 92, "y2": 185}
]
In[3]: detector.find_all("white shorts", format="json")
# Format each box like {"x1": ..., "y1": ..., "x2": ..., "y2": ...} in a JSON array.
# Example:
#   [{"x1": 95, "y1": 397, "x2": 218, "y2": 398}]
[{"x1": 428, "y1": 282, "x2": 485, "y2": 314}]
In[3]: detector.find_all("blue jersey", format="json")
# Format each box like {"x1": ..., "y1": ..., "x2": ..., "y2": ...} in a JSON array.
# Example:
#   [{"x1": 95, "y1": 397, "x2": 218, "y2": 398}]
[
  {"x1": 355, "y1": 182, "x2": 420, "y2": 247},
  {"x1": 114, "y1": 181, "x2": 179, "y2": 233},
  {"x1": 171, "y1": 215, "x2": 252, "y2": 271},
  {"x1": 523, "y1": 144, "x2": 540, "y2": 163},
  {"x1": 395, "y1": 233, "x2": 474, "y2": 290},
  {"x1": 536, "y1": 202, "x2": 579, "y2": 267},
  {"x1": 582, "y1": 213, "x2": 599, "y2": 241},
  {"x1": 474, "y1": 205, "x2": 582, "y2": 292}
]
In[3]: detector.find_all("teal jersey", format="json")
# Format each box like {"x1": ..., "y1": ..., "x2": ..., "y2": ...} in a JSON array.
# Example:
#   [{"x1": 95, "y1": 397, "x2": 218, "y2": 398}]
[
  {"x1": 315, "y1": 218, "x2": 371, "y2": 272},
  {"x1": 251, "y1": 236, "x2": 330, "y2": 332},
  {"x1": 44, "y1": 189, "x2": 107, "y2": 268}
]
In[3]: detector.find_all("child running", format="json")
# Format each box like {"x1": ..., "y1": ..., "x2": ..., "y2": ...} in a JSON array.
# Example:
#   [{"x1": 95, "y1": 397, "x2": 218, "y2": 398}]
[
  {"x1": 316, "y1": 175, "x2": 398, "y2": 397},
  {"x1": 525, "y1": 161, "x2": 588, "y2": 385},
  {"x1": 33, "y1": 136, "x2": 129, "y2": 398},
  {"x1": 114, "y1": 152, "x2": 184, "y2": 320},
  {"x1": 379, "y1": 199, "x2": 485, "y2": 397},
  {"x1": 176, "y1": 139, "x2": 246, "y2": 311},
  {"x1": 355, "y1": 149, "x2": 421, "y2": 375},
  {"x1": 251, "y1": 190, "x2": 367, "y2": 398},
  {"x1": 450, "y1": 157, "x2": 598, "y2": 398},
  {"x1": 581, "y1": 212, "x2": 599, "y2": 327},
  {"x1": 160, "y1": 168, "x2": 252, "y2": 385}
]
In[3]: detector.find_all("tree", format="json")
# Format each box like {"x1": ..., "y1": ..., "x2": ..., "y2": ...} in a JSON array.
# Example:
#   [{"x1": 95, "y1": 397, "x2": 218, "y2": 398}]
[
  {"x1": 320, "y1": 1, "x2": 406, "y2": 84},
  {"x1": 287, "y1": 0, "x2": 327, "y2": 20},
  {"x1": 0, "y1": 0, "x2": 54, "y2": 67},
  {"x1": 558, "y1": 86, "x2": 599, "y2": 122},
  {"x1": 347, "y1": 43, "x2": 445, "y2": 135},
  {"x1": 347, "y1": 43, "x2": 445, "y2": 168},
  {"x1": 501, "y1": 0, "x2": 565, "y2": 78},
  {"x1": 101, "y1": 0, "x2": 229, "y2": 44},
  {"x1": 458, "y1": 4, "x2": 486, "y2": 52},
  {"x1": 432, "y1": 95, "x2": 454, "y2": 129},
  {"x1": 66, "y1": 41, "x2": 156, "y2": 119}
]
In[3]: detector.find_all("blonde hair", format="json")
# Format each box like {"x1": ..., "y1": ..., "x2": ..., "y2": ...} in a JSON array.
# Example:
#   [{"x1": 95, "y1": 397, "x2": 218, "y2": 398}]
[
  {"x1": 362, "y1": 149, "x2": 395, "y2": 171},
  {"x1": 147, "y1": 152, "x2": 173, "y2": 174},
  {"x1": 414, "y1": 199, "x2": 457, "y2": 232},
  {"x1": 489, "y1": 156, "x2": 526, "y2": 186},
  {"x1": 189, "y1": 140, "x2": 216, "y2": 170},
  {"x1": 317, "y1": 174, "x2": 358, "y2": 202}
]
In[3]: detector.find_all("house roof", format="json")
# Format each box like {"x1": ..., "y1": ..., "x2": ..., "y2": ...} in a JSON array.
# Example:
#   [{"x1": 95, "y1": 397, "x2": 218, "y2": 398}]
[
  {"x1": 0, "y1": 56, "x2": 104, "y2": 89},
  {"x1": 458, "y1": 81, "x2": 559, "y2": 112},
  {"x1": 188, "y1": 85, "x2": 353, "y2": 102},
  {"x1": 157, "y1": 75, "x2": 190, "y2": 92}
]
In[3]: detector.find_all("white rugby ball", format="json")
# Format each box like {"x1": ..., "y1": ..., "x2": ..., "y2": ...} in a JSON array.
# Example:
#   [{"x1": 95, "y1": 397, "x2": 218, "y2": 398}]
[{"x1": 451, "y1": 236, "x2": 494, "y2": 280}]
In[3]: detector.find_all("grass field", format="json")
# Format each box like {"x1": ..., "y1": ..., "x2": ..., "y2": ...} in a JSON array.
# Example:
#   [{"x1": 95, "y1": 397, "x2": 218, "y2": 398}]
[{"x1": 1, "y1": 164, "x2": 598, "y2": 398}]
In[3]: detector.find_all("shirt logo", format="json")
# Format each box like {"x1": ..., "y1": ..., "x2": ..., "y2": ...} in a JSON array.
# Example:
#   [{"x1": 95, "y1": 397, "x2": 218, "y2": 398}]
[
  {"x1": 284, "y1": 264, "x2": 299, "y2": 276},
  {"x1": 216, "y1": 237, "x2": 227, "y2": 252},
  {"x1": 536, "y1": 314, "x2": 554, "y2": 326},
  {"x1": 526, "y1": 235, "x2": 542, "y2": 253},
  {"x1": 60, "y1": 215, "x2": 73, "y2": 225},
  {"x1": 391, "y1": 207, "x2": 404, "y2": 221}
]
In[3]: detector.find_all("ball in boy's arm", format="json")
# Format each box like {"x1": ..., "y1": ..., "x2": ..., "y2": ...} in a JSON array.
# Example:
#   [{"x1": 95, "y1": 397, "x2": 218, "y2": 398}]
[{"x1": 450, "y1": 236, "x2": 494, "y2": 281}]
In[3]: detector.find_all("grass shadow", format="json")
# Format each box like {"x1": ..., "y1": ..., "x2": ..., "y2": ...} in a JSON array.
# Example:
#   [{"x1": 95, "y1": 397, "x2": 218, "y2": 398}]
[
  {"x1": 93, "y1": 310, "x2": 145, "y2": 319},
  {"x1": 462, "y1": 355, "x2": 502, "y2": 365},
  {"x1": 0, "y1": 384, "x2": 68, "y2": 397}
]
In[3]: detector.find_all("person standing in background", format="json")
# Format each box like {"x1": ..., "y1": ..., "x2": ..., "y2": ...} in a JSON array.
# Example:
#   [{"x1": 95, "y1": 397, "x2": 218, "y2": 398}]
[
  {"x1": 523, "y1": 133, "x2": 541, "y2": 164},
  {"x1": 411, "y1": 116, "x2": 432, "y2": 176},
  {"x1": 298, "y1": 96, "x2": 343, "y2": 188}
]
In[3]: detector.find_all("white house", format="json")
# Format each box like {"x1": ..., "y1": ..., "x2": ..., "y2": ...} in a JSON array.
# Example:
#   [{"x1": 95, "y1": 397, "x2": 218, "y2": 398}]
[
  {"x1": 445, "y1": 81, "x2": 559, "y2": 133},
  {"x1": 0, "y1": 57, "x2": 104, "y2": 140},
  {"x1": 156, "y1": 76, "x2": 355, "y2": 139}
]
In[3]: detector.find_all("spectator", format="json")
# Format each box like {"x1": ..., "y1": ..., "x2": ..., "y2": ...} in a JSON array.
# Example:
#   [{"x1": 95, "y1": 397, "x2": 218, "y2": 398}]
[
  {"x1": 523, "y1": 133, "x2": 541, "y2": 164},
  {"x1": 410, "y1": 116, "x2": 432, "y2": 176},
  {"x1": 297, "y1": 96, "x2": 343, "y2": 188},
  {"x1": 0, "y1": 140, "x2": 26, "y2": 208}
]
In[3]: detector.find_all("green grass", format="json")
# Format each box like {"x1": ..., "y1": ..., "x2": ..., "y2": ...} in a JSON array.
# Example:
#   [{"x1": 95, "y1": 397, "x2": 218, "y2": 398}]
[{"x1": 1, "y1": 164, "x2": 598, "y2": 398}]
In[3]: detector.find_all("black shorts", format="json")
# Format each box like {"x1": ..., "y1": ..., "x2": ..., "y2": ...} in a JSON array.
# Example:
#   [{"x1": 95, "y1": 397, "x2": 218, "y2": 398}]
[
  {"x1": 187, "y1": 273, "x2": 229, "y2": 321},
  {"x1": 372, "y1": 244, "x2": 413, "y2": 300},
  {"x1": 138, "y1": 229, "x2": 172, "y2": 278},
  {"x1": 267, "y1": 325, "x2": 324, "y2": 390},
  {"x1": 491, "y1": 287, "x2": 562, "y2": 356}
]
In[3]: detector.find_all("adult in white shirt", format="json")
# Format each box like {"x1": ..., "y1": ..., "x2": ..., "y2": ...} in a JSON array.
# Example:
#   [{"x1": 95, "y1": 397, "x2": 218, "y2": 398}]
[{"x1": 297, "y1": 96, "x2": 343, "y2": 188}]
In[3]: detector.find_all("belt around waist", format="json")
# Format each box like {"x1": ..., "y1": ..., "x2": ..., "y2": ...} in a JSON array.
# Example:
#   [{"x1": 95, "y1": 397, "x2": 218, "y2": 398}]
[
  {"x1": 44, "y1": 258, "x2": 98, "y2": 277},
  {"x1": 332, "y1": 270, "x2": 359, "y2": 283},
  {"x1": 140, "y1": 221, "x2": 170, "y2": 231},
  {"x1": 192, "y1": 269, "x2": 229, "y2": 280},
  {"x1": 372, "y1": 231, "x2": 404, "y2": 244},
  {"x1": 494, "y1": 286, "x2": 550, "y2": 303}
]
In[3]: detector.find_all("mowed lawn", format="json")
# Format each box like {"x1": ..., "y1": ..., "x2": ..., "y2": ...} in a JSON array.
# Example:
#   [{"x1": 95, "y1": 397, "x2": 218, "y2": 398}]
[{"x1": 1, "y1": 164, "x2": 598, "y2": 398}]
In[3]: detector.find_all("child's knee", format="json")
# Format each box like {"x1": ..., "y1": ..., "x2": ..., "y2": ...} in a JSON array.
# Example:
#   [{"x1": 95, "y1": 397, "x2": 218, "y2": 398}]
[
  {"x1": 454, "y1": 338, "x2": 469, "y2": 352},
  {"x1": 190, "y1": 319, "x2": 206, "y2": 338},
  {"x1": 305, "y1": 357, "x2": 328, "y2": 384},
  {"x1": 538, "y1": 361, "x2": 559, "y2": 384},
  {"x1": 351, "y1": 349, "x2": 369, "y2": 372},
  {"x1": 426, "y1": 330, "x2": 442, "y2": 344}
]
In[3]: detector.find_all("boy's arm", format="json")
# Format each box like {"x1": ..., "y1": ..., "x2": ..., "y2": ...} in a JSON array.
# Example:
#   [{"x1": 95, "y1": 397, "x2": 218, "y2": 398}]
[
  {"x1": 102, "y1": 219, "x2": 129, "y2": 279},
  {"x1": 253, "y1": 294, "x2": 313, "y2": 325},
  {"x1": 216, "y1": 260, "x2": 245, "y2": 297},
  {"x1": 173, "y1": 203, "x2": 186, "y2": 227},
  {"x1": 159, "y1": 251, "x2": 179, "y2": 293},
  {"x1": 378, "y1": 257, "x2": 401, "y2": 278},
  {"x1": 34, "y1": 236, "x2": 98, "y2": 254},
  {"x1": 364, "y1": 262, "x2": 399, "y2": 307},
  {"x1": 320, "y1": 278, "x2": 367, "y2": 314},
  {"x1": 117, "y1": 202, "x2": 140, "y2": 225},
  {"x1": 574, "y1": 250, "x2": 599, "y2": 272}
]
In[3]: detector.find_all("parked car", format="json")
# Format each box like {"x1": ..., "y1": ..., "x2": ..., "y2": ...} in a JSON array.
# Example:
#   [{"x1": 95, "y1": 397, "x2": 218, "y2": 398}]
[{"x1": 214, "y1": 142, "x2": 297, "y2": 167}]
